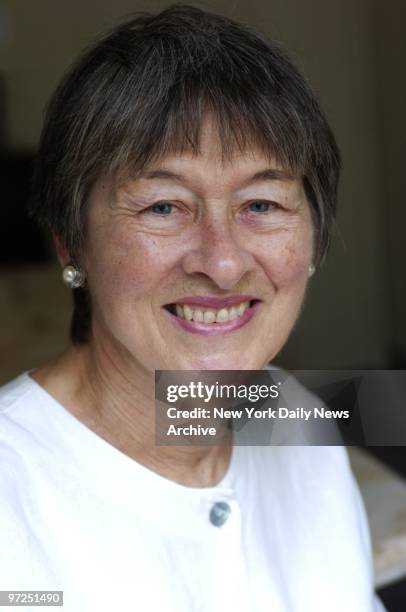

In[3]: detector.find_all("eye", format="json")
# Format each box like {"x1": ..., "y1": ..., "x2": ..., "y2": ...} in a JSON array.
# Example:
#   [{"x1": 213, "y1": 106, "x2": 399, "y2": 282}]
[
  {"x1": 149, "y1": 202, "x2": 175, "y2": 215},
  {"x1": 248, "y1": 200, "x2": 277, "y2": 213}
]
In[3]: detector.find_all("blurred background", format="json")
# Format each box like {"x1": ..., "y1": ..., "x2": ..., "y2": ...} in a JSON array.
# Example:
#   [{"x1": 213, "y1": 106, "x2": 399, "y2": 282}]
[{"x1": 0, "y1": 0, "x2": 405, "y2": 608}]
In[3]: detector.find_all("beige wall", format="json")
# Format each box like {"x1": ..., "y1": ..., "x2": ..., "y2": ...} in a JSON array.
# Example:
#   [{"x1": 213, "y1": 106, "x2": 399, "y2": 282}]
[{"x1": 1, "y1": 0, "x2": 403, "y2": 374}]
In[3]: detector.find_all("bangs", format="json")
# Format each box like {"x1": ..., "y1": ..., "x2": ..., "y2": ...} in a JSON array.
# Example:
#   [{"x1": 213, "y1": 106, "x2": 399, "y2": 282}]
[
  {"x1": 109, "y1": 90, "x2": 305, "y2": 183},
  {"x1": 88, "y1": 33, "x2": 313, "y2": 182}
]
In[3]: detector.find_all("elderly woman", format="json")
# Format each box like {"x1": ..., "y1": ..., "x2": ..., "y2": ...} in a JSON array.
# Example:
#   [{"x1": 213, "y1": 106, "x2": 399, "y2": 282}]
[{"x1": 0, "y1": 5, "x2": 385, "y2": 612}]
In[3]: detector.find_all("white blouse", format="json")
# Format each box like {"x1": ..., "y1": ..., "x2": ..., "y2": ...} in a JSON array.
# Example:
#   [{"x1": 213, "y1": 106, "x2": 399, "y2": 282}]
[{"x1": 0, "y1": 372, "x2": 386, "y2": 611}]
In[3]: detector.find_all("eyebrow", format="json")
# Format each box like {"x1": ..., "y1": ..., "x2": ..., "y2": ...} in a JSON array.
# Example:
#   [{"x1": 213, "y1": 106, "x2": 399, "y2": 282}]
[
  {"x1": 138, "y1": 167, "x2": 295, "y2": 184},
  {"x1": 243, "y1": 168, "x2": 295, "y2": 184}
]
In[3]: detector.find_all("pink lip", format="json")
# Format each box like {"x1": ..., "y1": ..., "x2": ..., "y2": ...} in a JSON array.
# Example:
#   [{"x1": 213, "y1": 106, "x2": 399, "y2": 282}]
[
  {"x1": 168, "y1": 295, "x2": 257, "y2": 308},
  {"x1": 163, "y1": 301, "x2": 261, "y2": 336}
]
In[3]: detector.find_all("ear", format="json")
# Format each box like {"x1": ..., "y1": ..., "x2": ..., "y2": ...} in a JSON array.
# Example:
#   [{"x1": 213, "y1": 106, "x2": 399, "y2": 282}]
[{"x1": 52, "y1": 233, "x2": 70, "y2": 267}]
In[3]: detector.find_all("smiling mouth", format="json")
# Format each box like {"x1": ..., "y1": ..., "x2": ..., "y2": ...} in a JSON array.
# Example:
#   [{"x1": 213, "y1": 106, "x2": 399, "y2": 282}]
[{"x1": 164, "y1": 300, "x2": 260, "y2": 324}]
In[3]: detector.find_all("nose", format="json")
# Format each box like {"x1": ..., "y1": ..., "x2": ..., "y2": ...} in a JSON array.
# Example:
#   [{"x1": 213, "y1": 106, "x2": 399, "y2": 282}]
[{"x1": 180, "y1": 216, "x2": 256, "y2": 290}]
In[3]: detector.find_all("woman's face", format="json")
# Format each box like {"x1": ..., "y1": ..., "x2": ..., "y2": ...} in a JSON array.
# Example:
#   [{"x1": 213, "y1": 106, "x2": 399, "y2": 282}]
[{"x1": 83, "y1": 121, "x2": 314, "y2": 373}]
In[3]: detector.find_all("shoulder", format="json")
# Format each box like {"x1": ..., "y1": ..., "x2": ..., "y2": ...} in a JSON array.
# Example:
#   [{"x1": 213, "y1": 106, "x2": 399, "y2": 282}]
[
  {"x1": 0, "y1": 372, "x2": 57, "y2": 508},
  {"x1": 249, "y1": 366, "x2": 363, "y2": 516},
  {"x1": 0, "y1": 372, "x2": 46, "y2": 455},
  {"x1": 0, "y1": 372, "x2": 38, "y2": 490},
  {"x1": 250, "y1": 367, "x2": 373, "y2": 553},
  {"x1": 0, "y1": 371, "x2": 35, "y2": 413},
  {"x1": 0, "y1": 372, "x2": 39, "y2": 456}
]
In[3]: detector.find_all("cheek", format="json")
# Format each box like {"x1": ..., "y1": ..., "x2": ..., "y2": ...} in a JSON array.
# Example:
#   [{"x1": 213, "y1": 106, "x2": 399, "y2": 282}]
[
  {"x1": 258, "y1": 227, "x2": 313, "y2": 287},
  {"x1": 86, "y1": 226, "x2": 176, "y2": 304}
]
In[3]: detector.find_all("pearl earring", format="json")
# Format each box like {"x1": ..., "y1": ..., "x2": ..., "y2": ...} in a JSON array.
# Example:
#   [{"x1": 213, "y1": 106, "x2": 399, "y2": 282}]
[
  {"x1": 308, "y1": 263, "x2": 316, "y2": 277},
  {"x1": 62, "y1": 264, "x2": 85, "y2": 289}
]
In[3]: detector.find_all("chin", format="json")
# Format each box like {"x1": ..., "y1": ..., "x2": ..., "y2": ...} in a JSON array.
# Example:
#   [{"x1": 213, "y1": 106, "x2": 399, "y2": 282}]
[{"x1": 175, "y1": 351, "x2": 268, "y2": 371}]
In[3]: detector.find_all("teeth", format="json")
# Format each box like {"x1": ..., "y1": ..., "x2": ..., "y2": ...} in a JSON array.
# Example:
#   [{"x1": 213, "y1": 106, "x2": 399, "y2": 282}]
[
  {"x1": 229, "y1": 306, "x2": 238, "y2": 321},
  {"x1": 193, "y1": 309, "x2": 204, "y2": 322},
  {"x1": 237, "y1": 303, "x2": 246, "y2": 316},
  {"x1": 203, "y1": 311, "x2": 216, "y2": 324},
  {"x1": 183, "y1": 305, "x2": 193, "y2": 321},
  {"x1": 216, "y1": 309, "x2": 229, "y2": 323},
  {"x1": 173, "y1": 301, "x2": 251, "y2": 324}
]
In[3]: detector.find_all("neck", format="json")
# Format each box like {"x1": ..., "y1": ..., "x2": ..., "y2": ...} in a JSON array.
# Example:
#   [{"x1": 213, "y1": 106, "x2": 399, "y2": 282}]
[{"x1": 31, "y1": 338, "x2": 232, "y2": 488}]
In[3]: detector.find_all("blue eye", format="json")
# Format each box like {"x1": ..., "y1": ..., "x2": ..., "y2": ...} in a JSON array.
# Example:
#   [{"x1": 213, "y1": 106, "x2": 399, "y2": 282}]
[
  {"x1": 248, "y1": 201, "x2": 275, "y2": 213},
  {"x1": 150, "y1": 202, "x2": 174, "y2": 215}
]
